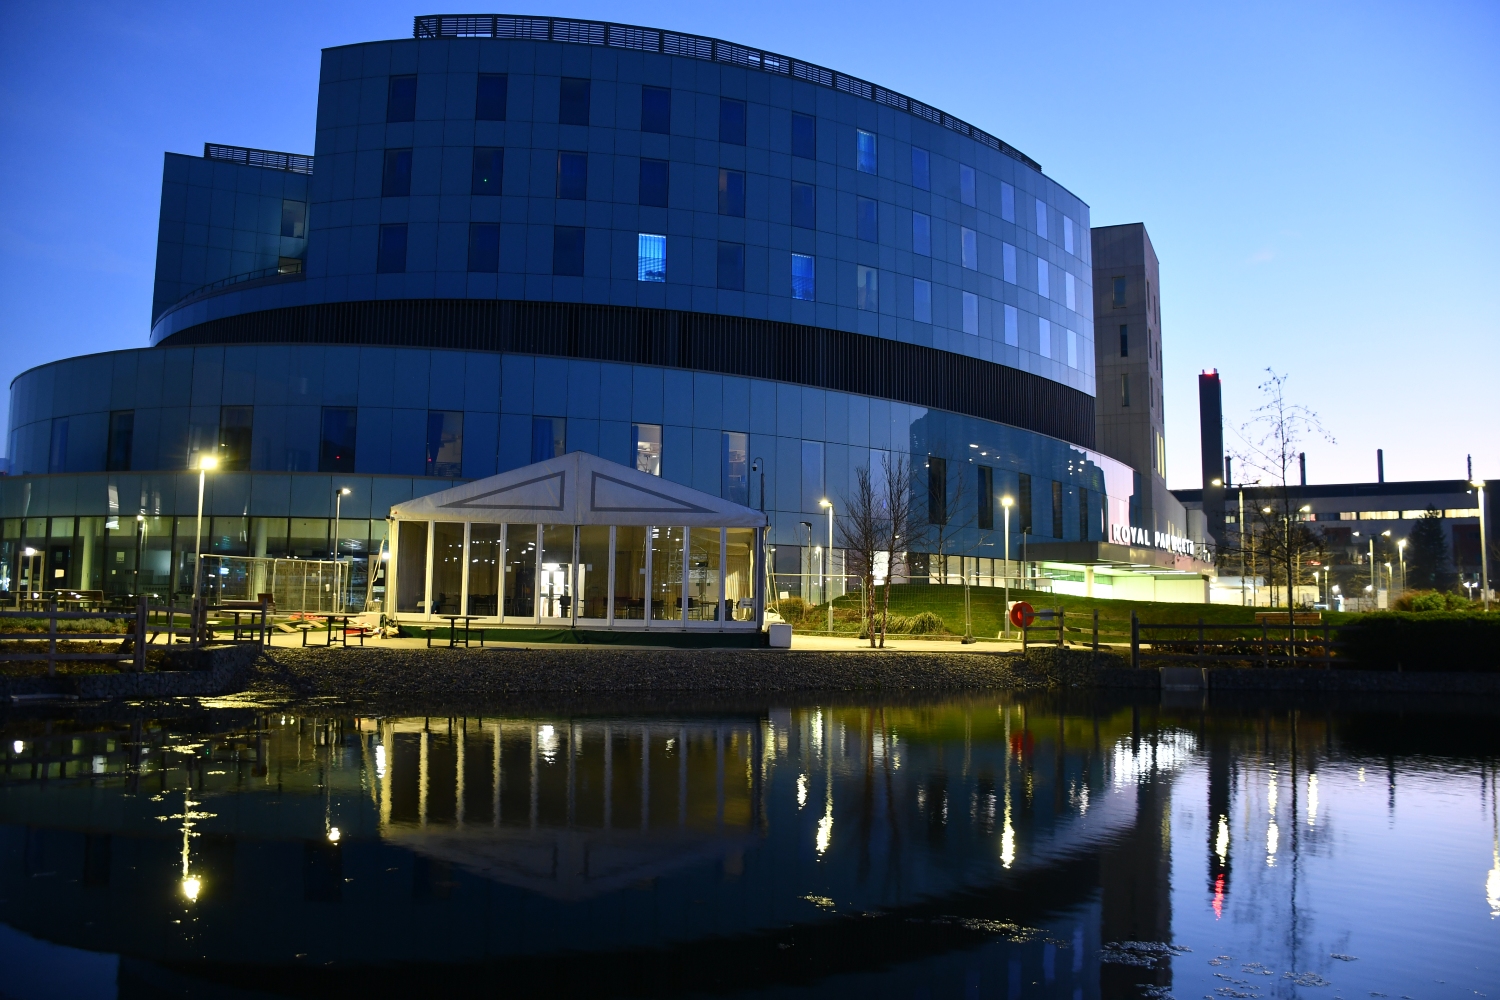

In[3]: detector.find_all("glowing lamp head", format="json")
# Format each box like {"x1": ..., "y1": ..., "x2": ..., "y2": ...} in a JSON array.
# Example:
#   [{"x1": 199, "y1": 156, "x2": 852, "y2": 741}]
[
  {"x1": 198, "y1": 455, "x2": 218, "y2": 471},
  {"x1": 339, "y1": 487, "x2": 351, "y2": 496},
  {"x1": 327, "y1": 826, "x2": 341, "y2": 843},
  {"x1": 1211, "y1": 478, "x2": 1222, "y2": 487},
  {"x1": 182, "y1": 877, "x2": 201, "y2": 901},
  {"x1": 818, "y1": 499, "x2": 832, "y2": 509},
  {"x1": 1001, "y1": 496, "x2": 1014, "y2": 508}
]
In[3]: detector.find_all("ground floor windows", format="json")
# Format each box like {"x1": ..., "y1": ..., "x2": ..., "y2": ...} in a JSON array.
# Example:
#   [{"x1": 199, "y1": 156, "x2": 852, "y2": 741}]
[{"x1": 391, "y1": 521, "x2": 757, "y2": 628}]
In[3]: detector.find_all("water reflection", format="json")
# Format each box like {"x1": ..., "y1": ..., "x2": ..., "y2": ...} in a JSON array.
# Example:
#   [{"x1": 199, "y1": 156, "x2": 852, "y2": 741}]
[{"x1": 0, "y1": 696, "x2": 1496, "y2": 998}]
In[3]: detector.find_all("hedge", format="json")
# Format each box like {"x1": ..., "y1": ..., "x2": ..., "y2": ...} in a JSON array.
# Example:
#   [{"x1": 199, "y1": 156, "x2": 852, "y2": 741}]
[{"x1": 1335, "y1": 612, "x2": 1500, "y2": 672}]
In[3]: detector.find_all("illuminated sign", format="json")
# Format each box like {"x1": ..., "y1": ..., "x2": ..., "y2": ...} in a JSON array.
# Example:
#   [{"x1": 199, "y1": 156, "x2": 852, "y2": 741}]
[{"x1": 1110, "y1": 523, "x2": 1199, "y2": 557}]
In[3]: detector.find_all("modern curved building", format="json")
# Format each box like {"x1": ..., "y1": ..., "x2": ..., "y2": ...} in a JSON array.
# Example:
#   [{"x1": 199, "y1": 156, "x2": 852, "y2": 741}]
[{"x1": 1, "y1": 14, "x2": 1212, "y2": 609}]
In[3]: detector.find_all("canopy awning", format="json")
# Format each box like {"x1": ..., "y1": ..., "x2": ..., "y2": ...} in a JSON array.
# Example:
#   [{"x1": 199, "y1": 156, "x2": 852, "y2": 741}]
[{"x1": 388, "y1": 452, "x2": 767, "y2": 528}]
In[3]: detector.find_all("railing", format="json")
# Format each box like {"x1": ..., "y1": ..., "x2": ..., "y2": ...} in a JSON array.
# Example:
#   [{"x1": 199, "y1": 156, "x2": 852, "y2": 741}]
[
  {"x1": 205, "y1": 143, "x2": 314, "y2": 174},
  {"x1": 0, "y1": 597, "x2": 268, "y2": 676},
  {"x1": 412, "y1": 15, "x2": 1044, "y2": 173},
  {"x1": 1128, "y1": 612, "x2": 1342, "y2": 669},
  {"x1": 168, "y1": 261, "x2": 304, "y2": 313}
]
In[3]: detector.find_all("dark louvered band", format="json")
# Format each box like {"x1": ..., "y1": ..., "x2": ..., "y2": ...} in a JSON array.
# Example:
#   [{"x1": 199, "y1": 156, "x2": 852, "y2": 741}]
[{"x1": 157, "y1": 300, "x2": 1096, "y2": 447}]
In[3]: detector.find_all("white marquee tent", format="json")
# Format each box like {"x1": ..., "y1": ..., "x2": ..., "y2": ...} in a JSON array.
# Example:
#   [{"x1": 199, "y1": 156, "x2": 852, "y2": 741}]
[{"x1": 387, "y1": 452, "x2": 766, "y2": 631}]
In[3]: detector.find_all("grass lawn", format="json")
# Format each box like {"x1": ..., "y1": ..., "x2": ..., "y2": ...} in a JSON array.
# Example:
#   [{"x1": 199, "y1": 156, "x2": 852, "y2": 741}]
[{"x1": 782, "y1": 583, "x2": 1359, "y2": 640}]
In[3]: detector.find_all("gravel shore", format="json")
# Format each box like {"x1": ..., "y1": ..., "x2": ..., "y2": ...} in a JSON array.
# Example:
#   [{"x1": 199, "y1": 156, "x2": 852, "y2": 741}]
[{"x1": 250, "y1": 646, "x2": 1128, "y2": 701}]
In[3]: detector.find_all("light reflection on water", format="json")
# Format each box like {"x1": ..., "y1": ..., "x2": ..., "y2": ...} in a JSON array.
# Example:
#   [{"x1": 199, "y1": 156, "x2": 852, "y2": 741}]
[{"x1": 0, "y1": 695, "x2": 1496, "y2": 999}]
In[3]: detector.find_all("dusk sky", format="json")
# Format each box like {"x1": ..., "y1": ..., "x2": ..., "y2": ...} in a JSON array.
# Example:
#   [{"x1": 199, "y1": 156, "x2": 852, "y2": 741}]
[{"x1": 2, "y1": 0, "x2": 1495, "y2": 487}]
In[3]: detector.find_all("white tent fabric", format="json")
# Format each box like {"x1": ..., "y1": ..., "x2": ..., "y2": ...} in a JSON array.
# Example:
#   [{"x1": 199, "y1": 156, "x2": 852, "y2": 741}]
[{"x1": 389, "y1": 452, "x2": 767, "y2": 528}]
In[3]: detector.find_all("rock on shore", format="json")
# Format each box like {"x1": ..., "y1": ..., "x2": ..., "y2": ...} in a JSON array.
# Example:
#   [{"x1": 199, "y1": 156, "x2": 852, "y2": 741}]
[{"x1": 251, "y1": 646, "x2": 1131, "y2": 700}]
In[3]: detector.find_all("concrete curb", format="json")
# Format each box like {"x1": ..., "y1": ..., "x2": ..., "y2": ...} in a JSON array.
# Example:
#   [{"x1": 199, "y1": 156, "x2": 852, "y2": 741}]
[{"x1": 1, "y1": 644, "x2": 262, "y2": 701}]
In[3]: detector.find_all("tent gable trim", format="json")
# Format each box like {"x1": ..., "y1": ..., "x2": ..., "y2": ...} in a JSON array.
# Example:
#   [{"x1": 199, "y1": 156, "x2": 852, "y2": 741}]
[
  {"x1": 442, "y1": 471, "x2": 566, "y2": 512},
  {"x1": 590, "y1": 472, "x2": 715, "y2": 515}
]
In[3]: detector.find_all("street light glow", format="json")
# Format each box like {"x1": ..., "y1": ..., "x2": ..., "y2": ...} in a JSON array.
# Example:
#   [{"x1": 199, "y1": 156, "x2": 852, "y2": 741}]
[
  {"x1": 198, "y1": 455, "x2": 218, "y2": 471},
  {"x1": 1211, "y1": 478, "x2": 1222, "y2": 486},
  {"x1": 339, "y1": 487, "x2": 351, "y2": 496},
  {"x1": 1001, "y1": 496, "x2": 1014, "y2": 507},
  {"x1": 818, "y1": 498, "x2": 832, "y2": 508}
]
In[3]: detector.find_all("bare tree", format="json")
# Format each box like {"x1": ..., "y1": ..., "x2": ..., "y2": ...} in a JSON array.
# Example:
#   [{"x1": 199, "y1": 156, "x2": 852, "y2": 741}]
[
  {"x1": 837, "y1": 464, "x2": 884, "y2": 647},
  {"x1": 878, "y1": 453, "x2": 916, "y2": 649},
  {"x1": 1233, "y1": 370, "x2": 1334, "y2": 618},
  {"x1": 926, "y1": 452, "x2": 972, "y2": 586}
]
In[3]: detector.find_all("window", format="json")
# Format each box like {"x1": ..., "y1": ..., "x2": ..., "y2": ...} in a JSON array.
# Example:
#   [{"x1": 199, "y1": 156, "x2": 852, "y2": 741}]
[
  {"x1": 791, "y1": 182, "x2": 815, "y2": 229},
  {"x1": 423, "y1": 410, "x2": 463, "y2": 477},
  {"x1": 1065, "y1": 272, "x2": 1076, "y2": 310},
  {"x1": 280, "y1": 199, "x2": 306, "y2": 238},
  {"x1": 960, "y1": 164, "x2": 976, "y2": 206},
  {"x1": 927, "y1": 455, "x2": 947, "y2": 525},
  {"x1": 722, "y1": 431, "x2": 749, "y2": 505},
  {"x1": 1079, "y1": 487, "x2": 1090, "y2": 540},
  {"x1": 913, "y1": 278, "x2": 932, "y2": 323},
  {"x1": 913, "y1": 212, "x2": 931, "y2": 256},
  {"x1": 719, "y1": 97, "x2": 746, "y2": 144},
  {"x1": 278, "y1": 256, "x2": 302, "y2": 274},
  {"x1": 856, "y1": 196, "x2": 877, "y2": 241},
  {"x1": 1039, "y1": 259, "x2": 1051, "y2": 299},
  {"x1": 1004, "y1": 304, "x2": 1018, "y2": 346},
  {"x1": 1035, "y1": 200, "x2": 1048, "y2": 240},
  {"x1": 1112, "y1": 276, "x2": 1126, "y2": 307},
  {"x1": 1000, "y1": 182, "x2": 1015, "y2": 222},
  {"x1": 1066, "y1": 329, "x2": 1077, "y2": 368},
  {"x1": 382, "y1": 148, "x2": 412, "y2": 197},
  {"x1": 1063, "y1": 216, "x2": 1074, "y2": 254},
  {"x1": 978, "y1": 466, "x2": 994, "y2": 530},
  {"x1": 792, "y1": 113, "x2": 815, "y2": 158},
  {"x1": 962, "y1": 291, "x2": 979, "y2": 335},
  {"x1": 1051, "y1": 481, "x2": 1063, "y2": 538},
  {"x1": 1002, "y1": 242, "x2": 1016, "y2": 283},
  {"x1": 218, "y1": 406, "x2": 252, "y2": 471},
  {"x1": 106, "y1": 410, "x2": 133, "y2": 472},
  {"x1": 856, "y1": 130, "x2": 876, "y2": 173},
  {"x1": 476, "y1": 73, "x2": 508, "y2": 120},
  {"x1": 637, "y1": 233, "x2": 666, "y2": 282},
  {"x1": 718, "y1": 168, "x2": 745, "y2": 217},
  {"x1": 791, "y1": 254, "x2": 815, "y2": 300},
  {"x1": 468, "y1": 223, "x2": 500, "y2": 272},
  {"x1": 801, "y1": 441, "x2": 824, "y2": 514},
  {"x1": 717, "y1": 242, "x2": 745, "y2": 291},
  {"x1": 46, "y1": 418, "x2": 68, "y2": 473},
  {"x1": 559, "y1": 77, "x2": 590, "y2": 125},
  {"x1": 639, "y1": 158, "x2": 669, "y2": 207},
  {"x1": 911, "y1": 146, "x2": 930, "y2": 189},
  {"x1": 856, "y1": 265, "x2": 878, "y2": 311},
  {"x1": 319, "y1": 407, "x2": 356, "y2": 473},
  {"x1": 531, "y1": 417, "x2": 566, "y2": 462},
  {"x1": 376, "y1": 224, "x2": 407, "y2": 273},
  {"x1": 1119, "y1": 324, "x2": 1129, "y2": 357},
  {"x1": 632, "y1": 423, "x2": 662, "y2": 475},
  {"x1": 1038, "y1": 318, "x2": 1051, "y2": 358},
  {"x1": 553, "y1": 226, "x2": 584, "y2": 276},
  {"x1": 557, "y1": 152, "x2": 587, "y2": 199},
  {"x1": 471, "y1": 147, "x2": 503, "y2": 195},
  {"x1": 641, "y1": 85, "x2": 670, "y2": 133},
  {"x1": 1121, "y1": 373, "x2": 1131, "y2": 406},
  {"x1": 961, "y1": 227, "x2": 976, "y2": 269},
  {"x1": 386, "y1": 75, "x2": 416, "y2": 122},
  {"x1": 1018, "y1": 473, "x2": 1033, "y2": 533}
]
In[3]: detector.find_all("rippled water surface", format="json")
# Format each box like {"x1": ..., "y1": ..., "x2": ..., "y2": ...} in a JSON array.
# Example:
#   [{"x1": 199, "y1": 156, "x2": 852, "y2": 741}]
[{"x1": 1, "y1": 693, "x2": 1496, "y2": 999}]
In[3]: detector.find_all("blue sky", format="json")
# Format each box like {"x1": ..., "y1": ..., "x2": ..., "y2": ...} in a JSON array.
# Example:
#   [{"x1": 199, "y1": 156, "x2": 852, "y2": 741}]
[{"x1": 1, "y1": 0, "x2": 1495, "y2": 486}]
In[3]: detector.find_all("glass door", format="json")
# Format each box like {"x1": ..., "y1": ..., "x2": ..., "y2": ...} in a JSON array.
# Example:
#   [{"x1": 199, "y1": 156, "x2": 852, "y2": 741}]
[
  {"x1": 539, "y1": 524, "x2": 575, "y2": 622},
  {"x1": 502, "y1": 524, "x2": 536, "y2": 621}
]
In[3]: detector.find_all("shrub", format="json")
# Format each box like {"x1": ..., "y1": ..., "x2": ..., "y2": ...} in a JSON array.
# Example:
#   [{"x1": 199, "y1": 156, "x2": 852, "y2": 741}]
[
  {"x1": 1394, "y1": 590, "x2": 1476, "y2": 613},
  {"x1": 1335, "y1": 611, "x2": 1500, "y2": 672}
]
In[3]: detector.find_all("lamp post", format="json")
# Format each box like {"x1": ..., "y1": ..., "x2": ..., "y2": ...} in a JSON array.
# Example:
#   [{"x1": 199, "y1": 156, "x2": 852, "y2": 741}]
[
  {"x1": 19, "y1": 547, "x2": 38, "y2": 606},
  {"x1": 1473, "y1": 478, "x2": 1490, "y2": 611},
  {"x1": 1001, "y1": 496, "x2": 1014, "y2": 638},
  {"x1": 818, "y1": 499, "x2": 834, "y2": 634},
  {"x1": 1397, "y1": 538, "x2": 1407, "y2": 596},
  {"x1": 800, "y1": 521, "x2": 813, "y2": 611},
  {"x1": 334, "y1": 488, "x2": 352, "y2": 560},
  {"x1": 192, "y1": 455, "x2": 218, "y2": 600}
]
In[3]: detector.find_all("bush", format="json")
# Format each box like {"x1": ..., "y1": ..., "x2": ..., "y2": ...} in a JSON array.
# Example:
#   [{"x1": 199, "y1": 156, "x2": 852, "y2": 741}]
[
  {"x1": 5, "y1": 617, "x2": 127, "y2": 634},
  {"x1": 1335, "y1": 611, "x2": 1500, "y2": 671},
  {"x1": 868, "y1": 611, "x2": 949, "y2": 635},
  {"x1": 1394, "y1": 590, "x2": 1476, "y2": 613}
]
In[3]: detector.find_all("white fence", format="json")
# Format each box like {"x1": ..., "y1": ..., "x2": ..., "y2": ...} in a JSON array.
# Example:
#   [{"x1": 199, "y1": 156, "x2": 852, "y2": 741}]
[{"x1": 199, "y1": 555, "x2": 358, "y2": 614}]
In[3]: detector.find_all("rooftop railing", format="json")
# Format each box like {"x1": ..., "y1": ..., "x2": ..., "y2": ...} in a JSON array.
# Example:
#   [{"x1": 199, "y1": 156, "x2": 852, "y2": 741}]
[
  {"x1": 162, "y1": 260, "x2": 304, "y2": 319},
  {"x1": 205, "y1": 143, "x2": 315, "y2": 175},
  {"x1": 412, "y1": 14, "x2": 1043, "y2": 173}
]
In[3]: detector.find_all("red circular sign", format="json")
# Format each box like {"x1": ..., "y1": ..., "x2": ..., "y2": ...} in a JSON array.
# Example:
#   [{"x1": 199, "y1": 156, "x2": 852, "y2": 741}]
[{"x1": 1010, "y1": 601, "x2": 1035, "y2": 629}]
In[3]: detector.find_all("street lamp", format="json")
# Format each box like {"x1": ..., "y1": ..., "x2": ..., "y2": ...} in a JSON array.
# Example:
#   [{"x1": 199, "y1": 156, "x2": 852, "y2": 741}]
[
  {"x1": 818, "y1": 499, "x2": 834, "y2": 635},
  {"x1": 192, "y1": 455, "x2": 218, "y2": 601},
  {"x1": 1472, "y1": 478, "x2": 1490, "y2": 611},
  {"x1": 334, "y1": 488, "x2": 352, "y2": 561},
  {"x1": 1001, "y1": 496, "x2": 1014, "y2": 638},
  {"x1": 1397, "y1": 538, "x2": 1407, "y2": 595}
]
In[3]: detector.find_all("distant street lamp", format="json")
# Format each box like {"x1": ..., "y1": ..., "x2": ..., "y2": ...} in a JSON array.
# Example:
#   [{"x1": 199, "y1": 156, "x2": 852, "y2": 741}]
[
  {"x1": 192, "y1": 455, "x2": 218, "y2": 600},
  {"x1": 818, "y1": 499, "x2": 834, "y2": 634},
  {"x1": 334, "y1": 487, "x2": 352, "y2": 561},
  {"x1": 1001, "y1": 496, "x2": 1014, "y2": 638},
  {"x1": 1397, "y1": 538, "x2": 1407, "y2": 595}
]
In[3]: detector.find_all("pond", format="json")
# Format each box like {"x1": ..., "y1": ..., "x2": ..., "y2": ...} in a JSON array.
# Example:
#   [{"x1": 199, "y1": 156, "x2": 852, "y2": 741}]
[{"x1": 0, "y1": 692, "x2": 1496, "y2": 999}]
